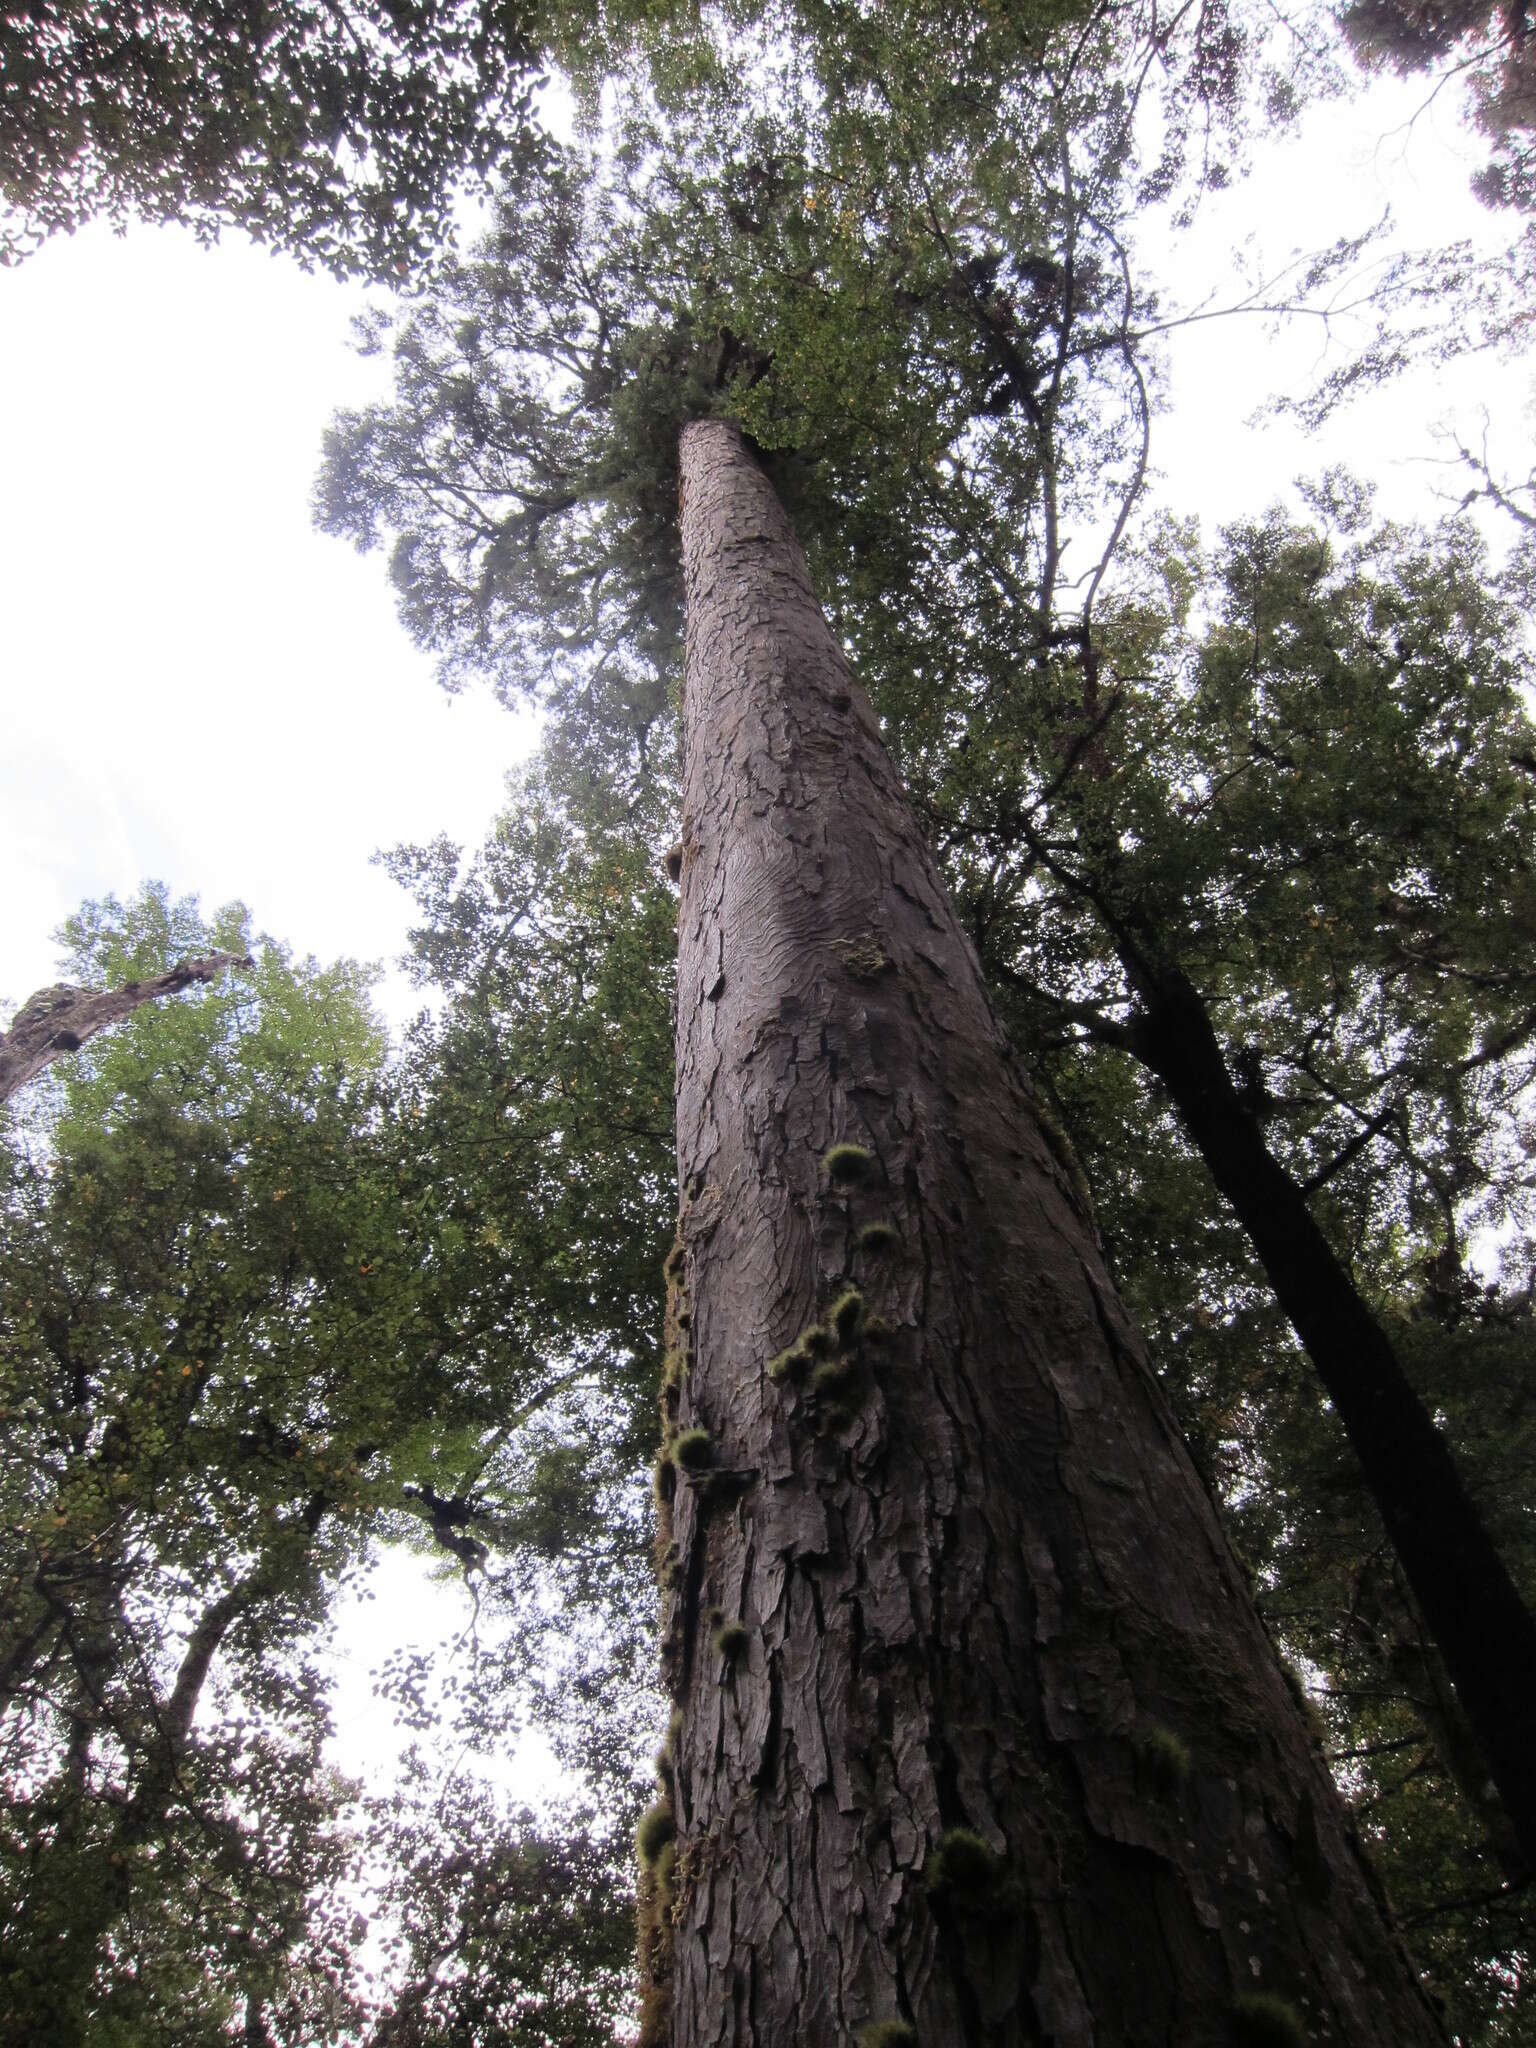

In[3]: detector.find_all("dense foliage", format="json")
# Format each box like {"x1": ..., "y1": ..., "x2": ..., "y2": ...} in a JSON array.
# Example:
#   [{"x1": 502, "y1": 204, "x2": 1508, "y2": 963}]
[
  {"x1": 0, "y1": 0, "x2": 546, "y2": 275},
  {"x1": 0, "y1": 872, "x2": 662, "y2": 2041}
]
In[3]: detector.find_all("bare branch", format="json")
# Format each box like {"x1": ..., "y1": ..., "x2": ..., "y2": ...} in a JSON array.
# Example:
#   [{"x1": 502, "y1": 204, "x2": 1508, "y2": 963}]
[{"x1": 0, "y1": 954, "x2": 253, "y2": 1105}]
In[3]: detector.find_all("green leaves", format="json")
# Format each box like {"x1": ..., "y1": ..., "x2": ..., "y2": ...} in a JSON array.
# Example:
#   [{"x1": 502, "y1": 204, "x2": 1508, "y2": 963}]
[
  {"x1": 0, "y1": 884, "x2": 502, "y2": 2039},
  {"x1": 0, "y1": 0, "x2": 551, "y2": 277}
]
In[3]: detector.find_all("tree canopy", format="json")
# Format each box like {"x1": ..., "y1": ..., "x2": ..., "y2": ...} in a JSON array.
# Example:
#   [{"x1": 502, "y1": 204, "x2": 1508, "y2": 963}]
[
  {"x1": 0, "y1": 0, "x2": 548, "y2": 275},
  {"x1": 0, "y1": 873, "x2": 658, "y2": 2040}
]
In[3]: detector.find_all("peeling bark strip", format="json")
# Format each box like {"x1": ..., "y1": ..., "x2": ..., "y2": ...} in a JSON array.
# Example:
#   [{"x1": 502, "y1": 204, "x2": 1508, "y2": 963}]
[
  {"x1": 662, "y1": 421, "x2": 1444, "y2": 2048},
  {"x1": 0, "y1": 955, "x2": 252, "y2": 1104}
]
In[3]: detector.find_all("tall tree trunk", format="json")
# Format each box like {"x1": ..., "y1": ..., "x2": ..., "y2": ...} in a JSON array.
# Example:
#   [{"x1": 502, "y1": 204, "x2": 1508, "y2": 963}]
[
  {"x1": 654, "y1": 420, "x2": 1445, "y2": 2048},
  {"x1": 1129, "y1": 960, "x2": 1536, "y2": 1872}
]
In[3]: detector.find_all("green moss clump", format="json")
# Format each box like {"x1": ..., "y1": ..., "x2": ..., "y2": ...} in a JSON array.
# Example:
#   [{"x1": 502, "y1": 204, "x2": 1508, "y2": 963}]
[
  {"x1": 673, "y1": 1427, "x2": 713, "y2": 1472},
  {"x1": 654, "y1": 1836, "x2": 677, "y2": 1907},
  {"x1": 768, "y1": 1340, "x2": 809, "y2": 1383},
  {"x1": 1135, "y1": 1723, "x2": 1191, "y2": 1796},
  {"x1": 823, "y1": 1141, "x2": 876, "y2": 1185},
  {"x1": 713, "y1": 1620, "x2": 750, "y2": 1662},
  {"x1": 856, "y1": 2024, "x2": 918, "y2": 2048},
  {"x1": 838, "y1": 935, "x2": 890, "y2": 979},
  {"x1": 636, "y1": 1801, "x2": 677, "y2": 1867},
  {"x1": 663, "y1": 1240, "x2": 686, "y2": 1282},
  {"x1": 933, "y1": 1835, "x2": 1003, "y2": 1892},
  {"x1": 855, "y1": 1220, "x2": 901, "y2": 1255},
  {"x1": 801, "y1": 1322, "x2": 835, "y2": 1358},
  {"x1": 655, "y1": 1745, "x2": 674, "y2": 1786},
  {"x1": 862, "y1": 1315, "x2": 894, "y2": 1345},
  {"x1": 666, "y1": 1708, "x2": 683, "y2": 1757},
  {"x1": 1231, "y1": 1992, "x2": 1307, "y2": 2048},
  {"x1": 926, "y1": 1827, "x2": 1025, "y2": 1926},
  {"x1": 830, "y1": 1286, "x2": 865, "y2": 1345},
  {"x1": 811, "y1": 1353, "x2": 861, "y2": 1401},
  {"x1": 652, "y1": 1452, "x2": 676, "y2": 1503}
]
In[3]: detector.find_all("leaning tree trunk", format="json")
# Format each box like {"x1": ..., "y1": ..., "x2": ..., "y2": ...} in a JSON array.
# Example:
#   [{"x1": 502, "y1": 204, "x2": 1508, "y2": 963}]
[
  {"x1": 1129, "y1": 960, "x2": 1536, "y2": 1874},
  {"x1": 647, "y1": 420, "x2": 1445, "y2": 2047}
]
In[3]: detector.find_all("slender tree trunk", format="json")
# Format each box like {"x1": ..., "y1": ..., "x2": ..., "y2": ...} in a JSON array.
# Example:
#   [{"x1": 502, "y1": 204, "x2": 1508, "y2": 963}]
[
  {"x1": 1130, "y1": 961, "x2": 1536, "y2": 1873},
  {"x1": 654, "y1": 420, "x2": 1444, "y2": 2046}
]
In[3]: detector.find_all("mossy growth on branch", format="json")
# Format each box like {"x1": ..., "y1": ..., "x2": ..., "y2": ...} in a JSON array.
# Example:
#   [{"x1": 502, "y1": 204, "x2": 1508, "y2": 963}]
[
  {"x1": 652, "y1": 1450, "x2": 677, "y2": 1504},
  {"x1": 1134, "y1": 1723, "x2": 1192, "y2": 1797},
  {"x1": 666, "y1": 1707, "x2": 682, "y2": 1758},
  {"x1": 863, "y1": 1314, "x2": 894, "y2": 1345},
  {"x1": 663, "y1": 1238, "x2": 686, "y2": 1283},
  {"x1": 855, "y1": 1219, "x2": 901, "y2": 1255},
  {"x1": 856, "y1": 2024, "x2": 919, "y2": 2048},
  {"x1": 637, "y1": 1801, "x2": 677, "y2": 1868},
  {"x1": 713, "y1": 1619, "x2": 750, "y2": 1663},
  {"x1": 830, "y1": 1286, "x2": 865, "y2": 1346},
  {"x1": 674, "y1": 1427, "x2": 713, "y2": 1472},
  {"x1": 823, "y1": 1141, "x2": 877, "y2": 1185},
  {"x1": 1230, "y1": 1992, "x2": 1307, "y2": 2048}
]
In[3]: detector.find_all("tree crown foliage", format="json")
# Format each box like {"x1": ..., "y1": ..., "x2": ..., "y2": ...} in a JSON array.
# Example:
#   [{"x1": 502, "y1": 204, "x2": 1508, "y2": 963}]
[
  {"x1": 0, "y1": 0, "x2": 548, "y2": 276},
  {"x1": 0, "y1": 868, "x2": 662, "y2": 2040}
]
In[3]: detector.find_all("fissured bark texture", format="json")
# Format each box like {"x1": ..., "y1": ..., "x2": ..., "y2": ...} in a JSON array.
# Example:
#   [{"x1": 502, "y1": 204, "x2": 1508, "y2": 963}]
[{"x1": 663, "y1": 420, "x2": 1442, "y2": 2048}]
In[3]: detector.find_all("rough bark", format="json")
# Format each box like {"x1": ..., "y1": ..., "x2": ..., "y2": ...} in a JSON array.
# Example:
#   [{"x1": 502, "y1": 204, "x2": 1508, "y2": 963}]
[
  {"x1": 656, "y1": 419, "x2": 1445, "y2": 2048},
  {"x1": 0, "y1": 954, "x2": 252, "y2": 1104},
  {"x1": 1130, "y1": 962, "x2": 1536, "y2": 1874}
]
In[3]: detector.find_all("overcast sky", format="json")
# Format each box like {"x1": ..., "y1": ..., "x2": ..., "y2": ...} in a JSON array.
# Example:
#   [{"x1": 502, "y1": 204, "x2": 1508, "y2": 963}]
[{"x1": 0, "y1": 226, "x2": 526, "y2": 1021}]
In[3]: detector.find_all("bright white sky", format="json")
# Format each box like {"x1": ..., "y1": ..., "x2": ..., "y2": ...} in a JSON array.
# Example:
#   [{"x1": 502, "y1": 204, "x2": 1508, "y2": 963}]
[
  {"x1": 0, "y1": 50, "x2": 1529, "y2": 1848},
  {"x1": 0, "y1": 226, "x2": 526, "y2": 1021}
]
